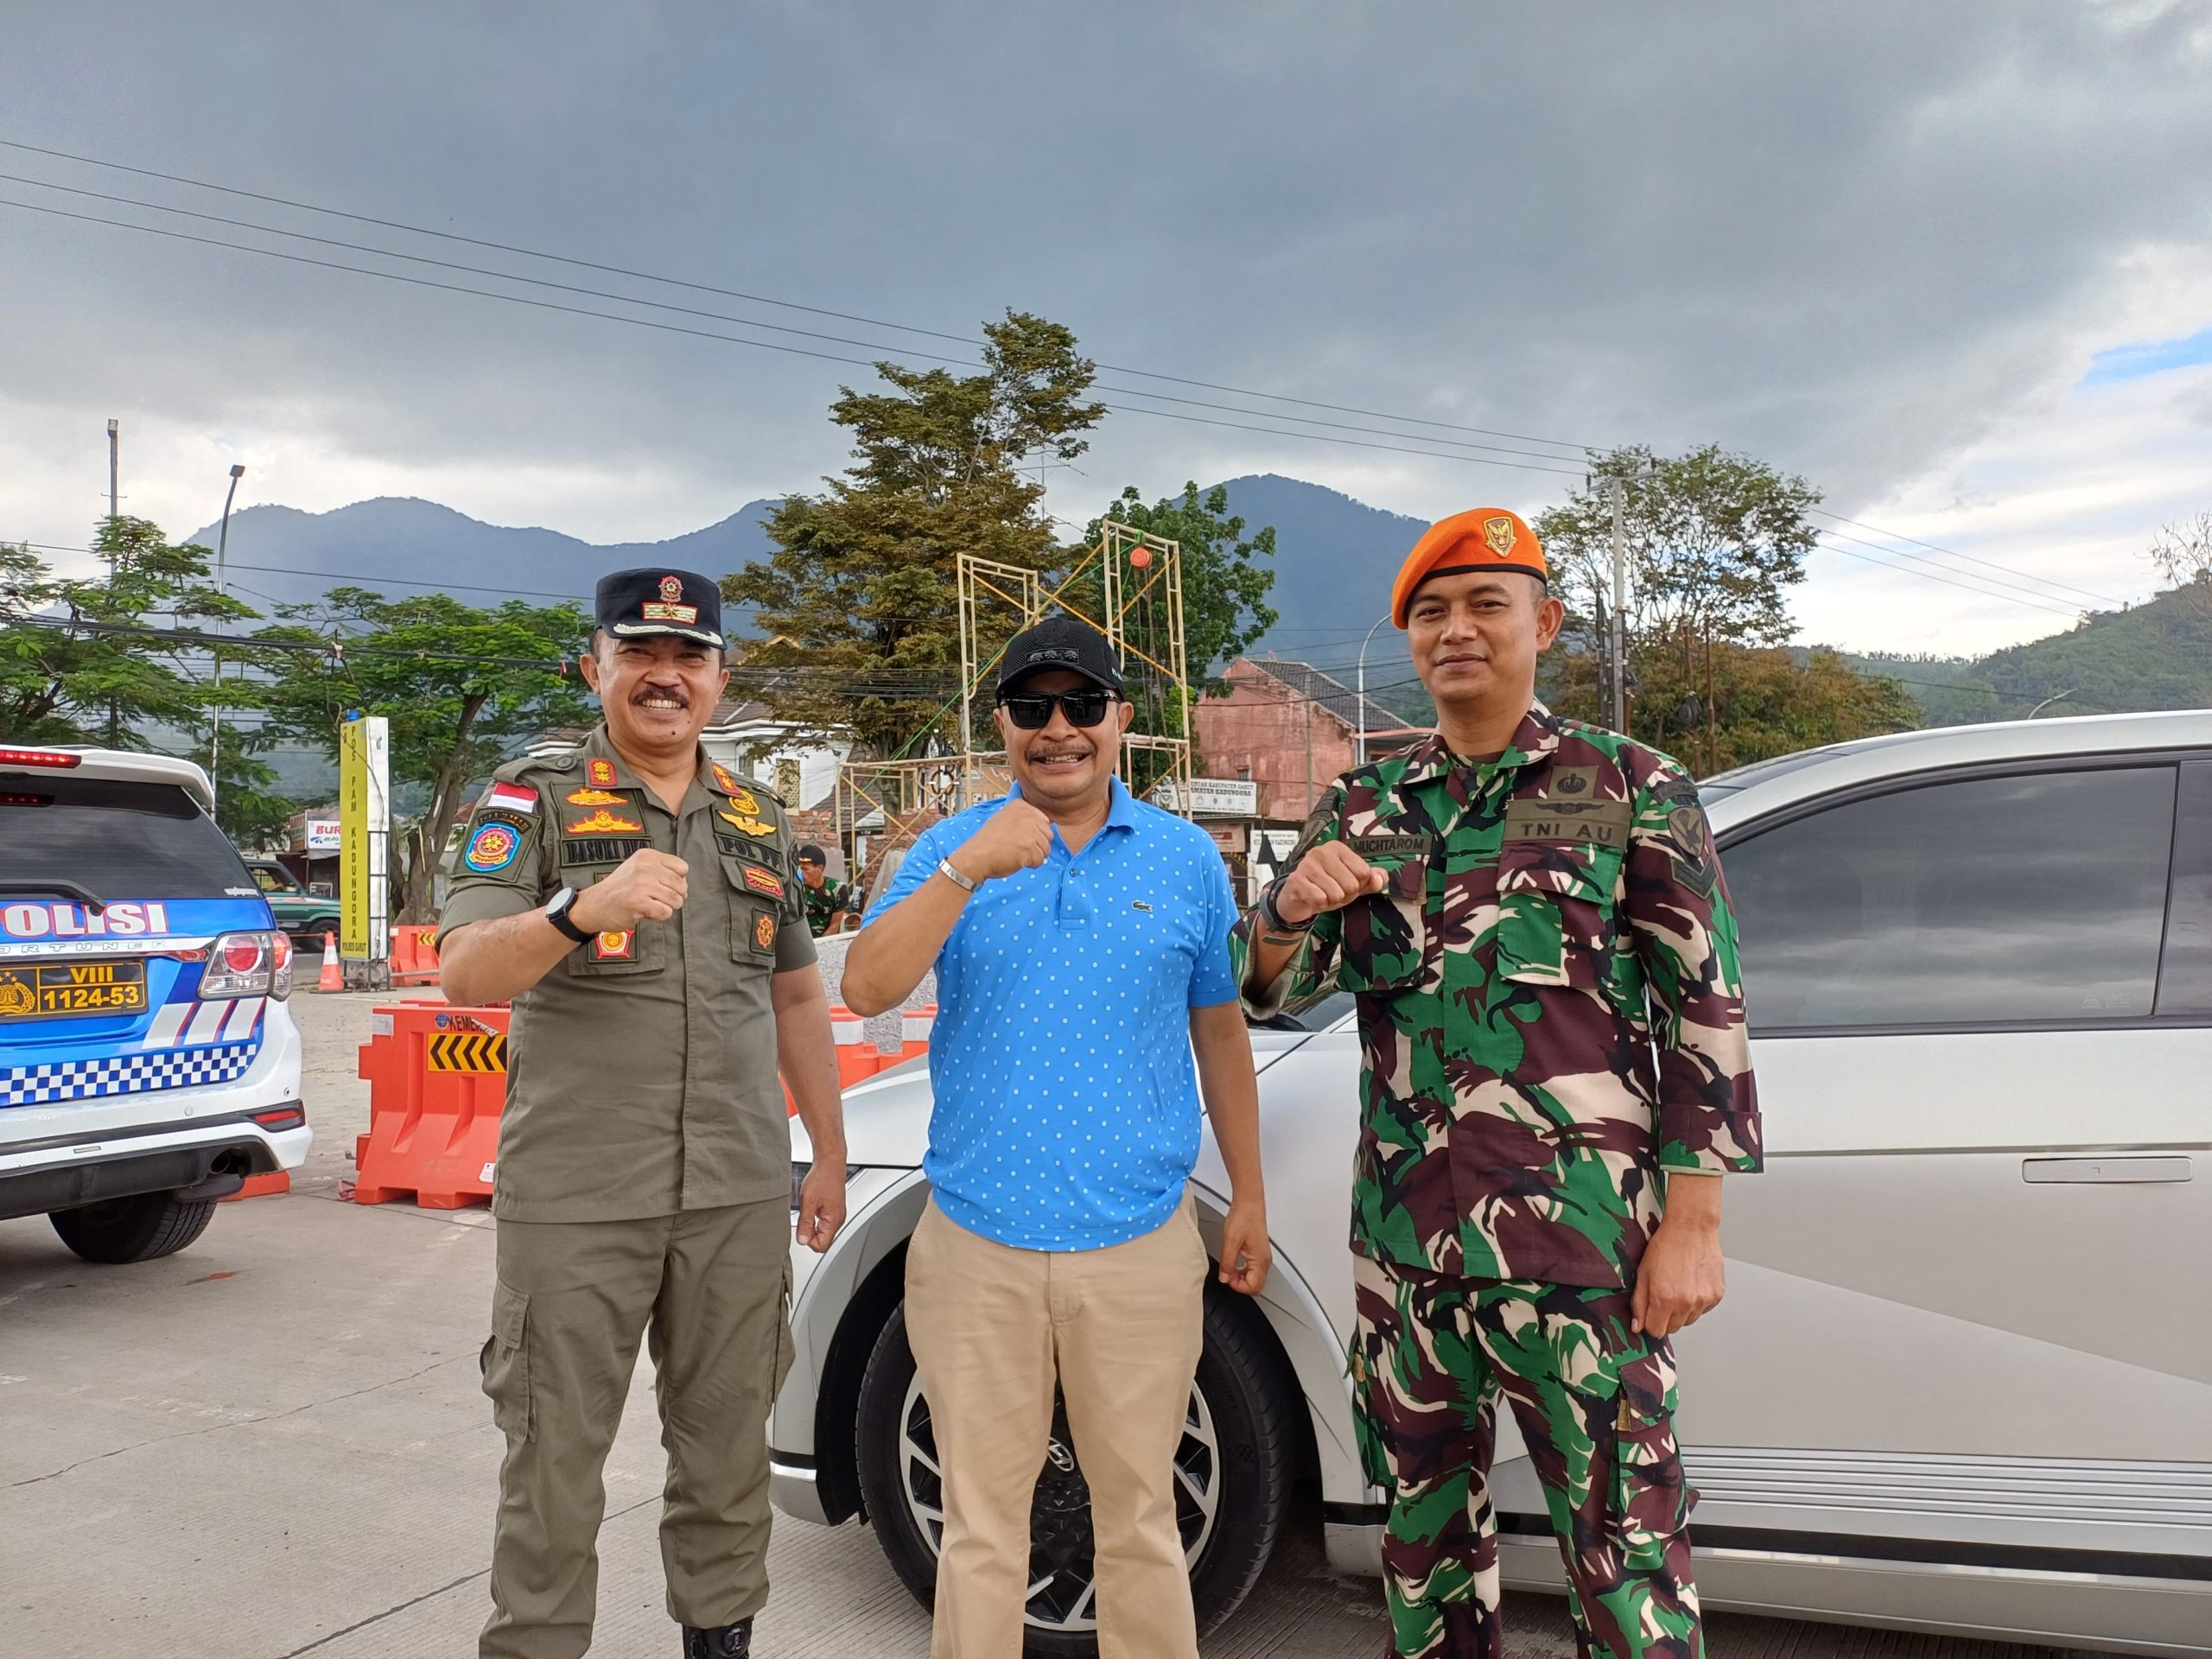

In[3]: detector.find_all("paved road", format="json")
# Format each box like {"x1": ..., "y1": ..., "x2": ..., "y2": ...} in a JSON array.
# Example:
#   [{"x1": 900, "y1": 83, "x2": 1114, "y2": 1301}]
[{"x1": 2, "y1": 989, "x2": 2106, "y2": 1659}]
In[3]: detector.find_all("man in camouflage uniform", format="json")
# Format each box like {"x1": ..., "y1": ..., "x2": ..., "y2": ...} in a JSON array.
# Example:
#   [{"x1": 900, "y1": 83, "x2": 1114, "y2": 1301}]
[
  {"x1": 793, "y1": 844, "x2": 855, "y2": 937},
  {"x1": 1231, "y1": 509, "x2": 1760, "y2": 1659}
]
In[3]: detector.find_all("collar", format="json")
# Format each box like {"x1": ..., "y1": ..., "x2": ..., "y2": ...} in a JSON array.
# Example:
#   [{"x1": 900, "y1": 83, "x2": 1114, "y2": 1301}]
[{"x1": 1392, "y1": 702, "x2": 1560, "y2": 788}]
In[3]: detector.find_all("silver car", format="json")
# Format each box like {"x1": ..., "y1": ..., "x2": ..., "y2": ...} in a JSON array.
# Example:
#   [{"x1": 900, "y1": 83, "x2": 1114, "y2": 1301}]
[{"x1": 770, "y1": 710, "x2": 2212, "y2": 1656}]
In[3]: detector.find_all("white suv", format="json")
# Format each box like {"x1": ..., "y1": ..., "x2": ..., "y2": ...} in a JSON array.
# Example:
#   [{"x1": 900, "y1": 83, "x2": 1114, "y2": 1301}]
[{"x1": 1, "y1": 746, "x2": 311, "y2": 1262}]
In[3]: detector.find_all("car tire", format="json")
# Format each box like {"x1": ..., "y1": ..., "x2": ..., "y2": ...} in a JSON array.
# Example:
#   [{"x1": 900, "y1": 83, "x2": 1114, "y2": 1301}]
[
  {"x1": 855, "y1": 1287, "x2": 1294, "y2": 1657},
  {"x1": 49, "y1": 1191, "x2": 220, "y2": 1263}
]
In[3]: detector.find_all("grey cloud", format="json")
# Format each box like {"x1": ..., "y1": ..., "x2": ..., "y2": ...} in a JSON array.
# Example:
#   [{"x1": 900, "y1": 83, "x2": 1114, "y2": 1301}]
[{"x1": 3, "y1": 0, "x2": 2209, "y2": 531}]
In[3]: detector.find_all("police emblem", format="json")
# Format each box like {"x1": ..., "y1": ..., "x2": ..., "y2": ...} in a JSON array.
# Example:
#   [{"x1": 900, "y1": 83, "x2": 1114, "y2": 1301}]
[
  {"x1": 590, "y1": 930, "x2": 634, "y2": 961},
  {"x1": 588, "y1": 757, "x2": 617, "y2": 788},
  {"x1": 564, "y1": 787, "x2": 627, "y2": 807},
  {"x1": 463, "y1": 820, "x2": 521, "y2": 874},
  {"x1": 717, "y1": 806, "x2": 775, "y2": 838},
  {"x1": 1483, "y1": 514, "x2": 1518, "y2": 558},
  {"x1": 753, "y1": 911, "x2": 777, "y2": 954},
  {"x1": 731, "y1": 786, "x2": 760, "y2": 817},
  {"x1": 640, "y1": 573, "x2": 699, "y2": 625}
]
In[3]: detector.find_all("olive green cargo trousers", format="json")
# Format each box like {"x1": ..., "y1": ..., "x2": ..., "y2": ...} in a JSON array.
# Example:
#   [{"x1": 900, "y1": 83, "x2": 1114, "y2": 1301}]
[{"x1": 479, "y1": 1198, "x2": 793, "y2": 1659}]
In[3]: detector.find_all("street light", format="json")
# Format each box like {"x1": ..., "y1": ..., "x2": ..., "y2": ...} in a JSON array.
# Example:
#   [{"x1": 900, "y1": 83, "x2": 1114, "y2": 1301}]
[
  {"x1": 209, "y1": 464, "x2": 246, "y2": 812},
  {"x1": 1354, "y1": 613, "x2": 1392, "y2": 766}
]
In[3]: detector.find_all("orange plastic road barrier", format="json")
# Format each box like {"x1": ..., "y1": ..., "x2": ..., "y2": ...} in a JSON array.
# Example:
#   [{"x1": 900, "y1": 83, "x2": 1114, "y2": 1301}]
[
  {"x1": 315, "y1": 930, "x2": 343, "y2": 992},
  {"x1": 830, "y1": 1004, "x2": 880, "y2": 1088},
  {"x1": 219, "y1": 1170, "x2": 291, "y2": 1202},
  {"x1": 352, "y1": 1002, "x2": 510, "y2": 1209},
  {"x1": 391, "y1": 925, "x2": 442, "y2": 987},
  {"x1": 899, "y1": 1005, "x2": 937, "y2": 1065}
]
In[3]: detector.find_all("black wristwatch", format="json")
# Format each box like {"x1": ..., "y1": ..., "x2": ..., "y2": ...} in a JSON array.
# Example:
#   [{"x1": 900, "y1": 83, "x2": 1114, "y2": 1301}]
[
  {"x1": 543, "y1": 886, "x2": 591, "y2": 946},
  {"x1": 1257, "y1": 879, "x2": 1315, "y2": 935}
]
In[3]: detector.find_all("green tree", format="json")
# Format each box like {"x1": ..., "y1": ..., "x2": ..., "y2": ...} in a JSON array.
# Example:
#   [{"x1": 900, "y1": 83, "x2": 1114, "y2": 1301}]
[
  {"x1": 1, "y1": 518, "x2": 254, "y2": 746},
  {"x1": 185, "y1": 728, "x2": 303, "y2": 850},
  {"x1": 1546, "y1": 641, "x2": 1918, "y2": 774},
  {"x1": 1536, "y1": 444, "x2": 1821, "y2": 659},
  {"x1": 726, "y1": 310, "x2": 1107, "y2": 756},
  {"x1": 255, "y1": 589, "x2": 594, "y2": 921},
  {"x1": 1080, "y1": 482, "x2": 1280, "y2": 690}
]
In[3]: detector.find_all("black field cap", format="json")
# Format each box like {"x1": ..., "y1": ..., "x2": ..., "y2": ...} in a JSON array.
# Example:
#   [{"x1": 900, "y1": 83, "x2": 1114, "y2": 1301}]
[
  {"x1": 997, "y1": 614, "x2": 1124, "y2": 694},
  {"x1": 795, "y1": 843, "x2": 828, "y2": 867},
  {"x1": 596, "y1": 568, "x2": 725, "y2": 649}
]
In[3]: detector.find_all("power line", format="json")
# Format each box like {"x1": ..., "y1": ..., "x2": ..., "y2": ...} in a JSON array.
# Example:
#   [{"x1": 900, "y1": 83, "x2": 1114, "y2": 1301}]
[
  {"x1": 1807, "y1": 508, "x2": 2126, "y2": 609},
  {"x1": 0, "y1": 136, "x2": 1596, "y2": 459},
  {"x1": 1810, "y1": 535, "x2": 2082, "y2": 619},
  {"x1": 1812, "y1": 519, "x2": 2113, "y2": 613},
  {"x1": 0, "y1": 194, "x2": 1593, "y2": 481}
]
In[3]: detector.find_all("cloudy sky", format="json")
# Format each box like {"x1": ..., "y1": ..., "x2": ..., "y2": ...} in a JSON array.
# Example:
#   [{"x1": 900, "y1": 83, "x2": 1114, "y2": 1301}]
[{"x1": 3, "y1": 1, "x2": 2209, "y2": 655}]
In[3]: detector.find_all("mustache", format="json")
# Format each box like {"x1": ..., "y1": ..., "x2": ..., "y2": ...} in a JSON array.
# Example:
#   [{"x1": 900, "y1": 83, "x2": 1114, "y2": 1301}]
[{"x1": 630, "y1": 684, "x2": 690, "y2": 707}]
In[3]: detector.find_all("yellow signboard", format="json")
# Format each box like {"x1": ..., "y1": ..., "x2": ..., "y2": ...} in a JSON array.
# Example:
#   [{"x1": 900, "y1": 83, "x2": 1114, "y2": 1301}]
[{"x1": 339, "y1": 721, "x2": 369, "y2": 959}]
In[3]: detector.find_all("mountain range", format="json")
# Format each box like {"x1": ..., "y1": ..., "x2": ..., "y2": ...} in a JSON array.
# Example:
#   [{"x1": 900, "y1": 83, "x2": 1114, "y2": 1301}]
[{"x1": 188, "y1": 474, "x2": 2209, "y2": 735}]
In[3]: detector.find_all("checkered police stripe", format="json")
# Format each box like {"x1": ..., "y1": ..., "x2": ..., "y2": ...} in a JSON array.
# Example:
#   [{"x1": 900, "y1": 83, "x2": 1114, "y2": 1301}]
[{"x1": 3, "y1": 1038, "x2": 262, "y2": 1107}]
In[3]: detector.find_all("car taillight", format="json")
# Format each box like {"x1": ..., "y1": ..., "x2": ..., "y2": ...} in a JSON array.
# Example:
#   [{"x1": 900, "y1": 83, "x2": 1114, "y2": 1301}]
[
  {"x1": 200, "y1": 931, "x2": 282, "y2": 999},
  {"x1": 0, "y1": 746, "x2": 85, "y2": 767},
  {"x1": 270, "y1": 932, "x2": 294, "y2": 1001}
]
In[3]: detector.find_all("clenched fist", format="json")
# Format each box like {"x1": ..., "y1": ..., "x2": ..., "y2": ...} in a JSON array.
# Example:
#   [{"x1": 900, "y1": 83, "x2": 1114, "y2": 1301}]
[
  {"x1": 1274, "y1": 840, "x2": 1386, "y2": 925},
  {"x1": 570, "y1": 847, "x2": 690, "y2": 931},
  {"x1": 949, "y1": 798, "x2": 1054, "y2": 883}
]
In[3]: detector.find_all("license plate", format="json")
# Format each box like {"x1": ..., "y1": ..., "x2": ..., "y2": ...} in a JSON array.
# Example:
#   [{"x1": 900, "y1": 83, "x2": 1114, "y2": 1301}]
[{"x1": 0, "y1": 960, "x2": 149, "y2": 1020}]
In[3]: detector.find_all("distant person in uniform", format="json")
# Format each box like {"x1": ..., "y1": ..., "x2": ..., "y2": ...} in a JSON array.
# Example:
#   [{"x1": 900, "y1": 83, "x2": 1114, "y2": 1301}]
[
  {"x1": 843, "y1": 614, "x2": 1270, "y2": 1659},
  {"x1": 1232, "y1": 511, "x2": 1762, "y2": 1659},
  {"x1": 793, "y1": 844, "x2": 855, "y2": 937},
  {"x1": 438, "y1": 569, "x2": 848, "y2": 1659}
]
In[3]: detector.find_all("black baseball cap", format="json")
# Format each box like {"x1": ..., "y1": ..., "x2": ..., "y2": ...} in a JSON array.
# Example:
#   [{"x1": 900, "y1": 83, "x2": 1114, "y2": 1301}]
[
  {"x1": 996, "y1": 614, "x2": 1124, "y2": 696},
  {"x1": 595, "y1": 568, "x2": 725, "y2": 649},
  {"x1": 795, "y1": 844, "x2": 828, "y2": 866}
]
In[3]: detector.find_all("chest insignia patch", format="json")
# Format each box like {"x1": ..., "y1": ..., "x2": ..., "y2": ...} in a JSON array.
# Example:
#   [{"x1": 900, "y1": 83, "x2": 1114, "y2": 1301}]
[
  {"x1": 567, "y1": 807, "x2": 645, "y2": 836},
  {"x1": 710, "y1": 762, "x2": 747, "y2": 798},
  {"x1": 587, "y1": 757, "x2": 618, "y2": 788},
  {"x1": 1503, "y1": 798, "x2": 1632, "y2": 847},
  {"x1": 1548, "y1": 766, "x2": 1599, "y2": 798},
  {"x1": 462, "y1": 820, "x2": 523, "y2": 874},
  {"x1": 741, "y1": 864, "x2": 784, "y2": 899},
  {"x1": 564, "y1": 786, "x2": 628, "y2": 807},
  {"x1": 589, "y1": 930, "x2": 634, "y2": 962},
  {"x1": 718, "y1": 806, "x2": 777, "y2": 838},
  {"x1": 753, "y1": 910, "x2": 778, "y2": 955}
]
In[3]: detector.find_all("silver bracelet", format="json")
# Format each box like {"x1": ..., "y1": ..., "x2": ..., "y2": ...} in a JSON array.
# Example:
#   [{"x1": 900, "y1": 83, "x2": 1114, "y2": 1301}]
[{"x1": 935, "y1": 857, "x2": 978, "y2": 893}]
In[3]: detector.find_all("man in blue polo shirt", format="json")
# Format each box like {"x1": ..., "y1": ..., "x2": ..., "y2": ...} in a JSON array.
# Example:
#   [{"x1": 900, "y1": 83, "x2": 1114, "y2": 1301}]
[{"x1": 843, "y1": 613, "x2": 1268, "y2": 1659}]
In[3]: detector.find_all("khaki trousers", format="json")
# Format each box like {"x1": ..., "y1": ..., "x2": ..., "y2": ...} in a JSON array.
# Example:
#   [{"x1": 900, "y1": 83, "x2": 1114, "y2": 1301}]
[
  {"x1": 905, "y1": 1194, "x2": 1208, "y2": 1659},
  {"x1": 480, "y1": 1198, "x2": 793, "y2": 1659}
]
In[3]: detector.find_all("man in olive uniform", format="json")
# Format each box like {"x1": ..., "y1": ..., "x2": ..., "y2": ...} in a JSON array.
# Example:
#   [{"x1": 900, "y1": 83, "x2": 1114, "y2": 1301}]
[
  {"x1": 1231, "y1": 511, "x2": 1761, "y2": 1659},
  {"x1": 438, "y1": 569, "x2": 849, "y2": 1659},
  {"x1": 792, "y1": 845, "x2": 855, "y2": 937}
]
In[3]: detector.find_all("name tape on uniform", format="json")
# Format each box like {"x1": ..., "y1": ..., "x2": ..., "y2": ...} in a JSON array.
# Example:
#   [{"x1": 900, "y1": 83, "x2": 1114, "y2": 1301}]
[{"x1": 1502, "y1": 798, "x2": 1632, "y2": 848}]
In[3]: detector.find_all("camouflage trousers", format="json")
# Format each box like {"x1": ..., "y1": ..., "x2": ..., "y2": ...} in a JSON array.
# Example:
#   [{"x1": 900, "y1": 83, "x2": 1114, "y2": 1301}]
[{"x1": 1351, "y1": 1255, "x2": 1701, "y2": 1659}]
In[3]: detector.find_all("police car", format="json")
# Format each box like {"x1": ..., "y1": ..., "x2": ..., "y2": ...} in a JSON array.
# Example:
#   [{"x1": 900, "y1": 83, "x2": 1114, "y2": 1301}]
[{"x1": 1, "y1": 746, "x2": 309, "y2": 1262}]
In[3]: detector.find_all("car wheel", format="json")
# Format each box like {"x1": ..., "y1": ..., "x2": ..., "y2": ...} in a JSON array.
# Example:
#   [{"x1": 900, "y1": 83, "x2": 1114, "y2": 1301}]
[
  {"x1": 855, "y1": 1289, "x2": 1293, "y2": 1657},
  {"x1": 49, "y1": 1191, "x2": 219, "y2": 1263}
]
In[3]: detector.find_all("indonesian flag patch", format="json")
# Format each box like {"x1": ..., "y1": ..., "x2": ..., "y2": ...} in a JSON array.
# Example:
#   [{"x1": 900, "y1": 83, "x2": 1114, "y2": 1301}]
[{"x1": 484, "y1": 781, "x2": 537, "y2": 816}]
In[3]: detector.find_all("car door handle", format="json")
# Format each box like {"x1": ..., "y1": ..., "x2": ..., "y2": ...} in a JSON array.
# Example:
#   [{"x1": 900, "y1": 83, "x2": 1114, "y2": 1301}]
[{"x1": 2021, "y1": 1156, "x2": 2192, "y2": 1185}]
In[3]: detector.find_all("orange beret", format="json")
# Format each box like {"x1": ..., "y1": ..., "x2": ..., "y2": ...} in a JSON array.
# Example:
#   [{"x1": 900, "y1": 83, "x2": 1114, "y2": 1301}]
[{"x1": 1391, "y1": 508, "x2": 1548, "y2": 626}]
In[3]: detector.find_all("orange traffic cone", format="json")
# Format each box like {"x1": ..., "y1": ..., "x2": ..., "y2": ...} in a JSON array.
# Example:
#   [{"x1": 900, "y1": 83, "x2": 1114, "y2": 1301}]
[{"x1": 316, "y1": 930, "x2": 343, "y2": 993}]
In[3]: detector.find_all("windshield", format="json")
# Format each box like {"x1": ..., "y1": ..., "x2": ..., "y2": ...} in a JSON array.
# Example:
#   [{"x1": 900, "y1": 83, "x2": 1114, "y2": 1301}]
[{"x1": 0, "y1": 775, "x2": 255, "y2": 899}]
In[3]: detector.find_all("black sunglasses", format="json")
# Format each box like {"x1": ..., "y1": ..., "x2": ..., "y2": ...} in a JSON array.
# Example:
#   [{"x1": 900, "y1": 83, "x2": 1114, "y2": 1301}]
[{"x1": 998, "y1": 689, "x2": 1119, "y2": 729}]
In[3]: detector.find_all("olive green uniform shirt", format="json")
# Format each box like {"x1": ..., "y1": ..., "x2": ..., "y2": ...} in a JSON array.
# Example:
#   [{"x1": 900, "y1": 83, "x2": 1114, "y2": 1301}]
[{"x1": 436, "y1": 725, "x2": 815, "y2": 1223}]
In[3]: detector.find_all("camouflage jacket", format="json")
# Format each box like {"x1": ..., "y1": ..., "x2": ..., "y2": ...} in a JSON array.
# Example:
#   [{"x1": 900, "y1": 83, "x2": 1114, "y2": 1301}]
[
  {"x1": 801, "y1": 876, "x2": 855, "y2": 937},
  {"x1": 1231, "y1": 704, "x2": 1761, "y2": 1288}
]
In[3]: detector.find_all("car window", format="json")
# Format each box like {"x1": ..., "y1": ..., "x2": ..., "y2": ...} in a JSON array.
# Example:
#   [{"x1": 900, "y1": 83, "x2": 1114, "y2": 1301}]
[
  {"x1": 1724, "y1": 766, "x2": 2176, "y2": 1031},
  {"x1": 0, "y1": 776, "x2": 254, "y2": 899},
  {"x1": 1249, "y1": 988, "x2": 1356, "y2": 1033},
  {"x1": 2154, "y1": 761, "x2": 2212, "y2": 1016},
  {"x1": 251, "y1": 866, "x2": 295, "y2": 894}
]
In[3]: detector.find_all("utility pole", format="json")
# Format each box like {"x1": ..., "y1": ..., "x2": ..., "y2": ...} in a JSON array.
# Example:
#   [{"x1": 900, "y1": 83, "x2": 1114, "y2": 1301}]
[
  {"x1": 1608, "y1": 476, "x2": 1629, "y2": 734},
  {"x1": 106, "y1": 419, "x2": 118, "y2": 521},
  {"x1": 209, "y1": 464, "x2": 246, "y2": 814}
]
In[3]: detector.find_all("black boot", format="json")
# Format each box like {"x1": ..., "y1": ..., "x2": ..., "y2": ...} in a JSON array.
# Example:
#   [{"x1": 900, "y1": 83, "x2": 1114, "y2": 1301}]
[{"x1": 682, "y1": 1619, "x2": 753, "y2": 1659}]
